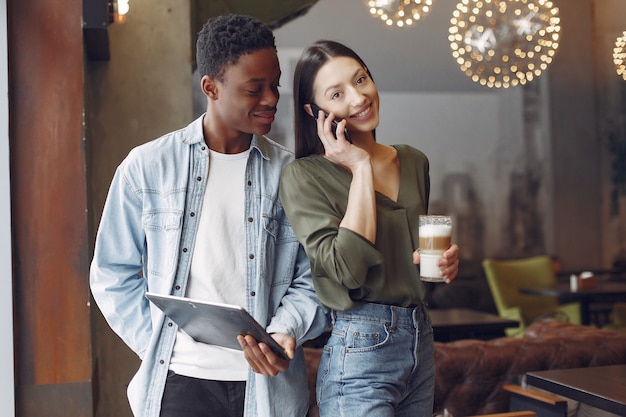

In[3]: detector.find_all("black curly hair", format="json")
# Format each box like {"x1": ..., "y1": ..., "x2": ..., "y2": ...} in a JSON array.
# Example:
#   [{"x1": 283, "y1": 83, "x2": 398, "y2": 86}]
[{"x1": 196, "y1": 14, "x2": 276, "y2": 82}]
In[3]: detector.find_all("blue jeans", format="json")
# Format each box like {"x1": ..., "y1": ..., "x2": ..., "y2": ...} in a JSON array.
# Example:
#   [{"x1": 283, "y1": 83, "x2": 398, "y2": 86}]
[{"x1": 316, "y1": 303, "x2": 435, "y2": 417}]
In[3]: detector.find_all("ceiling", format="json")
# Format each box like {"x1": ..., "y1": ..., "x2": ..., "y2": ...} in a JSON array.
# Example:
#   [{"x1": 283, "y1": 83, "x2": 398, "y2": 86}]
[
  {"x1": 186, "y1": 0, "x2": 620, "y2": 94},
  {"x1": 189, "y1": 0, "x2": 320, "y2": 69},
  {"x1": 273, "y1": 0, "x2": 505, "y2": 93},
  {"x1": 187, "y1": 0, "x2": 483, "y2": 92}
]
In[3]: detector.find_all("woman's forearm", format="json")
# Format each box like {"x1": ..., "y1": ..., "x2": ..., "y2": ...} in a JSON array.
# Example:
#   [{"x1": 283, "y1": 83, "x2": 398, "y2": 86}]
[{"x1": 339, "y1": 161, "x2": 376, "y2": 243}]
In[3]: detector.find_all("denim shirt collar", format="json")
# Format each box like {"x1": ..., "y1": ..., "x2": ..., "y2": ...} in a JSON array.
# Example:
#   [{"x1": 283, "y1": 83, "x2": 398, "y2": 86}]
[{"x1": 184, "y1": 113, "x2": 271, "y2": 162}]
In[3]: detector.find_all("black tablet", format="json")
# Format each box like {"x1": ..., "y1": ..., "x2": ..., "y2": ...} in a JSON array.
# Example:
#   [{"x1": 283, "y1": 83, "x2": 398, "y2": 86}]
[{"x1": 146, "y1": 292, "x2": 290, "y2": 360}]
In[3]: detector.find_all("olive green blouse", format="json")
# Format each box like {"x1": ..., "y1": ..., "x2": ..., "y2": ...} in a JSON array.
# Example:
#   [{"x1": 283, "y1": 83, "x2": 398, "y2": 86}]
[{"x1": 279, "y1": 144, "x2": 430, "y2": 311}]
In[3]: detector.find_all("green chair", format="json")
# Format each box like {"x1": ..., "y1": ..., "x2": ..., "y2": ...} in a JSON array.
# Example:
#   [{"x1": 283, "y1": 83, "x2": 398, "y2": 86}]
[
  {"x1": 604, "y1": 302, "x2": 626, "y2": 332},
  {"x1": 482, "y1": 256, "x2": 581, "y2": 337}
]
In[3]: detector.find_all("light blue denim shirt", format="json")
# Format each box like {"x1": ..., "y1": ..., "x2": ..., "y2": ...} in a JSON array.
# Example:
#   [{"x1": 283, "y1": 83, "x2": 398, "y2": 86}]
[{"x1": 90, "y1": 115, "x2": 329, "y2": 417}]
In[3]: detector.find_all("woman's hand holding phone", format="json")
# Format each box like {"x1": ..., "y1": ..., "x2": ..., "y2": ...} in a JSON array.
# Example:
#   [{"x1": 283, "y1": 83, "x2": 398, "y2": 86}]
[
  {"x1": 310, "y1": 103, "x2": 352, "y2": 143},
  {"x1": 308, "y1": 103, "x2": 371, "y2": 176}
]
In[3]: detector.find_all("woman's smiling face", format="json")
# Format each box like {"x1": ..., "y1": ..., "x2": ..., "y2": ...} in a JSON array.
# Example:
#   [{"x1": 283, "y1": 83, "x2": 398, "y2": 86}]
[{"x1": 312, "y1": 56, "x2": 380, "y2": 135}]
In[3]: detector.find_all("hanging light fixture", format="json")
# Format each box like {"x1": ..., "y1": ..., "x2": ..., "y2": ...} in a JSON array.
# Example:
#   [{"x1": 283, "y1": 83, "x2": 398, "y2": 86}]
[
  {"x1": 109, "y1": 0, "x2": 130, "y2": 24},
  {"x1": 366, "y1": 0, "x2": 435, "y2": 28},
  {"x1": 614, "y1": 31, "x2": 626, "y2": 81},
  {"x1": 448, "y1": 0, "x2": 561, "y2": 88}
]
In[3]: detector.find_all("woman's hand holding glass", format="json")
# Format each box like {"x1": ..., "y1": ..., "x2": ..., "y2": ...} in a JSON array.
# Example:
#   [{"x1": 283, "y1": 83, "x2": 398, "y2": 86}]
[{"x1": 413, "y1": 243, "x2": 460, "y2": 284}]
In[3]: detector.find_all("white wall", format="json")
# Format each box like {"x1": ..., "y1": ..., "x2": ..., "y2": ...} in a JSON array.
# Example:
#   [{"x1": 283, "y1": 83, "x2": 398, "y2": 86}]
[
  {"x1": 376, "y1": 90, "x2": 525, "y2": 256},
  {"x1": 0, "y1": 0, "x2": 15, "y2": 415}
]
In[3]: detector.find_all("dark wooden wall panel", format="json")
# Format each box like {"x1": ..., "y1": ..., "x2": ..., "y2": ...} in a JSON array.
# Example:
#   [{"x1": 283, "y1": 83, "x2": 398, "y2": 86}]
[{"x1": 8, "y1": 0, "x2": 93, "y2": 414}]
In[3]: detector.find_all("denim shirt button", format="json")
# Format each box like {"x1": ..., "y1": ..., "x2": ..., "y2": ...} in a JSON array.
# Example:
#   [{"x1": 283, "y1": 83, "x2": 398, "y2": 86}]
[
  {"x1": 250, "y1": 291, "x2": 256, "y2": 297},
  {"x1": 182, "y1": 248, "x2": 188, "y2": 253},
  {"x1": 249, "y1": 254, "x2": 254, "y2": 259},
  {"x1": 247, "y1": 217, "x2": 253, "y2": 222},
  {"x1": 190, "y1": 212, "x2": 195, "y2": 217},
  {"x1": 175, "y1": 285, "x2": 181, "y2": 291},
  {"x1": 247, "y1": 180, "x2": 252, "y2": 186}
]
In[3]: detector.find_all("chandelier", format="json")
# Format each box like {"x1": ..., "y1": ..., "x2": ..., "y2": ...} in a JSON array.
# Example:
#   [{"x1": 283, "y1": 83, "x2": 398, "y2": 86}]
[
  {"x1": 449, "y1": 0, "x2": 561, "y2": 88},
  {"x1": 366, "y1": 0, "x2": 435, "y2": 28},
  {"x1": 614, "y1": 31, "x2": 626, "y2": 81}
]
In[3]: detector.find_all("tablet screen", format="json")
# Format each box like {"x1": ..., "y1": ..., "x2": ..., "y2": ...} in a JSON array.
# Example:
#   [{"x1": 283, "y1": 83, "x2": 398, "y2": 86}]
[{"x1": 146, "y1": 292, "x2": 290, "y2": 360}]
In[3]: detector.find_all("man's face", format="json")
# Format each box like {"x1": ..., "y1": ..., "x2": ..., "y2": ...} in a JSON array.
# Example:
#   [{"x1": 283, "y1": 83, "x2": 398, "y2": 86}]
[{"x1": 212, "y1": 48, "x2": 281, "y2": 137}]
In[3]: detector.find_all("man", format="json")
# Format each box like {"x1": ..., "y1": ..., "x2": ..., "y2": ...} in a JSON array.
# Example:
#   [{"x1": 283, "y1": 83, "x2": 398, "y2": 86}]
[{"x1": 90, "y1": 14, "x2": 328, "y2": 417}]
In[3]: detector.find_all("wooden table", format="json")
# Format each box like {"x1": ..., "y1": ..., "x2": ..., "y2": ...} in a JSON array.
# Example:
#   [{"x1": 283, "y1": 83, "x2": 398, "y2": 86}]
[
  {"x1": 429, "y1": 308, "x2": 519, "y2": 342},
  {"x1": 519, "y1": 281, "x2": 626, "y2": 325},
  {"x1": 527, "y1": 365, "x2": 626, "y2": 415}
]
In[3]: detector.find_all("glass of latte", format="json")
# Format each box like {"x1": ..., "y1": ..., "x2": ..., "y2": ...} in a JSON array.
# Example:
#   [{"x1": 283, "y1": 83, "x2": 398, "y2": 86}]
[{"x1": 418, "y1": 215, "x2": 452, "y2": 282}]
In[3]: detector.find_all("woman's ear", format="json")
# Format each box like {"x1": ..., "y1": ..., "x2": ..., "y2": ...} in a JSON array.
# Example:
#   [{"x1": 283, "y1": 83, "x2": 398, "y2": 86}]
[
  {"x1": 304, "y1": 103, "x2": 314, "y2": 117},
  {"x1": 201, "y1": 75, "x2": 218, "y2": 99}
]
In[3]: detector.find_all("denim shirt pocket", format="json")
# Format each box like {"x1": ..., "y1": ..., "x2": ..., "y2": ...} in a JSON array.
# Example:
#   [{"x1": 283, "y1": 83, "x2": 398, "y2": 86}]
[
  {"x1": 261, "y1": 205, "x2": 299, "y2": 288},
  {"x1": 142, "y1": 209, "x2": 183, "y2": 278}
]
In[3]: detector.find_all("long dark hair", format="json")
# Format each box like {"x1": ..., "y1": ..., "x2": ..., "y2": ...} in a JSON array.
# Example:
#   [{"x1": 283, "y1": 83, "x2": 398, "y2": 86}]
[{"x1": 292, "y1": 40, "x2": 374, "y2": 158}]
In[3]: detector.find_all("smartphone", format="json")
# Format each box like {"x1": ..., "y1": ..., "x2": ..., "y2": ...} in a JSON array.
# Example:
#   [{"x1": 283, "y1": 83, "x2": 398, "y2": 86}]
[{"x1": 310, "y1": 103, "x2": 352, "y2": 143}]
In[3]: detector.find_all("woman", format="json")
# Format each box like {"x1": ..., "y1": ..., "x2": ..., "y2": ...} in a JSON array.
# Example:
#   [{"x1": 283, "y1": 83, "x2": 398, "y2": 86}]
[{"x1": 279, "y1": 40, "x2": 460, "y2": 416}]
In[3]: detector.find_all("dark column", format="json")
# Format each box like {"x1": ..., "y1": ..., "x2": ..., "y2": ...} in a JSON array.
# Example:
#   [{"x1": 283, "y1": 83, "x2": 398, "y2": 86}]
[
  {"x1": 8, "y1": 0, "x2": 93, "y2": 415},
  {"x1": 548, "y1": 0, "x2": 602, "y2": 270}
]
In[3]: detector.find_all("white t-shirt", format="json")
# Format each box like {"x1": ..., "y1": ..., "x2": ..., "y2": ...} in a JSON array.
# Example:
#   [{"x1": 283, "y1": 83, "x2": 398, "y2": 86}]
[{"x1": 169, "y1": 148, "x2": 250, "y2": 381}]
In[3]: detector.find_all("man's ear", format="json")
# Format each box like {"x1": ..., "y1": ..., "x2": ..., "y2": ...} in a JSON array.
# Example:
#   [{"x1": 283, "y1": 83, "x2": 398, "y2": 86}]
[{"x1": 201, "y1": 75, "x2": 218, "y2": 99}]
